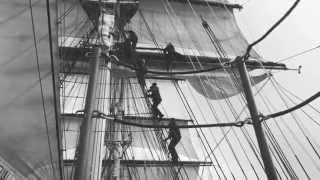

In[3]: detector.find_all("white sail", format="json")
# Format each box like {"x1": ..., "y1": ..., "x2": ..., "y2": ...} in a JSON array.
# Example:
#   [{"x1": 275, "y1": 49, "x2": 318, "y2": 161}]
[{"x1": 129, "y1": 0, "x2": 259, "y2": 58}]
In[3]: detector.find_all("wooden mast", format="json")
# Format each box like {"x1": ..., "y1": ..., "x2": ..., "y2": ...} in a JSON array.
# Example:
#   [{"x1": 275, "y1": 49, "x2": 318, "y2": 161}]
[
  {"x1": 74, "y1": 1, "x2": 117, "y2": 179},
  {"x1": 110, "y1": 78, "x2": 125, "y2": 180},
  {"x1": 236, "y1": 57, "x2": 278, "y2": 180},
  {"x1": 73, "y1": 47, "x2": 103, "y2": 180}
]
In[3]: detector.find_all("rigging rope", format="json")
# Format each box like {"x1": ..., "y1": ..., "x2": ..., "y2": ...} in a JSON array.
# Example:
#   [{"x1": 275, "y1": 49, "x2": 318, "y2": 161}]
[
  {"x1": 244, "y1": 0, "x2": 301, "y2": 60},
  {"x1": 276, "y1": 82, "x2": 320, "y2": 128},
  {"x1": 198, "y1": 16, "x2": 263, "y2": 177},
  {"x1": 262, "y1": 91, "x2": 320, "y2": 121},
  {"x1": 173, "y1": 81, "x2": 226, "y2": 179},
  {"x1": 157, "y1": 1, "x2": 252, "y2": 176},
  {"x1": 277, "y1": 44, "x2": 320, "y2": 62},
  {"x1": 263, "y1": 85, "x2": 320, "y2": 173},
  {"x1": 256, "y1": 85, "x2": 300, "y2": 178}
]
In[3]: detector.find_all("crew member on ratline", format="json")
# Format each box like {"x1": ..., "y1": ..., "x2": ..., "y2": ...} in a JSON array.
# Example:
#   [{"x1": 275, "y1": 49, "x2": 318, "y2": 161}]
[
  {"x1": 136, "y1": 58, "x2": 147, "y2": 88},
  {"x1": 165, "y1": 120, "x2": 181, "y2": 162},
  {"x1": 147, "y1": 83, "x2": 164, "y2": 119}
]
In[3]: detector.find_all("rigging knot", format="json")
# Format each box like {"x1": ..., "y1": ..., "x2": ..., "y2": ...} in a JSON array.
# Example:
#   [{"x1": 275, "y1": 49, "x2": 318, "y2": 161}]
[
  {"x1": 92, "y1": 110, "x2": 107, "y2": 118},
  {"x1": 242, "y1": 118, "x2": 253, "y2": 126},
  {"x1": 234, "y1": 121, "x2": 246, "y2": 127},
  {"x1": 258, "y1": 113, "x2": 269, "y2": 123},
  {"x1": 243, "y1": 113, "x2": 266, "y2": 124},
  {"x1": 298, "y1": 65, "x2": 302, "y2": 74}
]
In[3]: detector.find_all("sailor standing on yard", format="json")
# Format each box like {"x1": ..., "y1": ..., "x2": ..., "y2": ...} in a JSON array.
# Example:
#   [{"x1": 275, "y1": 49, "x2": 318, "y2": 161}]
[
  {"x1": 163, "y1": 42, "x2": 175, "y2": 71},
  {"x1": 126, "y1": 30, "x2": 138, "y2": 49},
  {"x1": 163, "y1": 42, "x2": 184, "y2": 71},
  {"x1": 165, "y1": 120, "x2": 181, "y2": 162},
  {"x1": 147, "y1": 83, "x2": 164, "y2": 118}
]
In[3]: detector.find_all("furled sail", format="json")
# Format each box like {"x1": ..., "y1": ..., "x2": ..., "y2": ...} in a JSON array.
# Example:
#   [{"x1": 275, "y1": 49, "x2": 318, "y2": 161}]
[{"x1": 0, "y1": 0, "x2": 62, "y2": 179}]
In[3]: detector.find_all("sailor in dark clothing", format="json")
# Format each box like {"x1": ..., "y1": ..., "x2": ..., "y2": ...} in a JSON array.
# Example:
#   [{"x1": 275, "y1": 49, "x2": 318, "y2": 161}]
[
  {"x1": 124, "y1": 30, "x2": 138, "y2": 60},
  {"x1": 165, "y1": 120, "x2": 181, "y2": 162},
  {"x1": 163, "y1": 43, "x2": 184, "y2": 71},
  {"x1": 164, "y1": 42, "x2": 175, "y2": 56},
  {"x1": 147, "y1": 83, "x2": 164, "y2": 118},
  {"x1": 136, "y1": 58, "x2": 147, "y2": 88},
  {"x1": 126, "y1": 30, "x2": 138, "y2": 49},
  {"x1": 163, "y1": 43, "x2": 175, "y2": 70}
]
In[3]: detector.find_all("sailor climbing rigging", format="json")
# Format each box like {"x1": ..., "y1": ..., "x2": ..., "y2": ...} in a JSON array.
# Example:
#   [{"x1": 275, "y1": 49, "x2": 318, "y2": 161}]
[
  {"x1": 165, "y1": 120, "x2": 181, "y2": 162},
  {"x1": 147, "y1": 83, "x2": 164, "y2": 118}
]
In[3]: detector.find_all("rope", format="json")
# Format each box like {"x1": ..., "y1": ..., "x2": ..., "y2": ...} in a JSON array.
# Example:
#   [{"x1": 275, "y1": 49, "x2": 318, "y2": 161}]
[
  {"x1": 277, "y1": 44, "x2": 320, "y2": 62},
  {"x1": 173, "y1": 81, "x2": 226, "y2": 179},
  {"x1": 262, "y1": 91, "x2": 320, "y2": 121},
  {"x1": 276, "y1": 83, "x2": 320, "y2": 128},
  {"x1": 155, "y1": 1, "x2": 248, "y2": 176},
  {"x1": 244, "y1": 0, "x2": 301, "y2": 60},
  {"x1": 45, "y1": 0, "x2": 65, "y2": 179},
  {"x1": 173, "y1": 82, "x2": 226, "y2": 179}
]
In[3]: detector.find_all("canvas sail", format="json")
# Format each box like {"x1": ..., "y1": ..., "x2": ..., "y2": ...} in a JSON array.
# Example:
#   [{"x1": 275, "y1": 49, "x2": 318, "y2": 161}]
[
  {"x1": 125, "y1": 0, "x2": 266, "y2": 100},
  {"x1": 187, "y1": 72, "x2": 270, "y2": 99},
  {"x1": 129, "y1": 0, "x2": 259, "y2": 58},
  {"x1": 0, "y1": 0, "x2": 62, "y2": 179}
]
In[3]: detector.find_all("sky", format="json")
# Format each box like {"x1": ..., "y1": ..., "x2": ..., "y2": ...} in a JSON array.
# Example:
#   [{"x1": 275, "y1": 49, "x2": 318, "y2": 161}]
[
  {"x1": 236, "y1": 0, "x2": 320, "y2": 99},
  {"x1": 233, "y1": 0, "x2": 320, "y2": 178}
]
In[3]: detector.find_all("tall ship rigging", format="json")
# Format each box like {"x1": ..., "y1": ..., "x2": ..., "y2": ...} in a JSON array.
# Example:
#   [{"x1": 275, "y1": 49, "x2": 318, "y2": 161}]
[{"x1": 0, "y1": 0, "x2": 320, "y2": 179}]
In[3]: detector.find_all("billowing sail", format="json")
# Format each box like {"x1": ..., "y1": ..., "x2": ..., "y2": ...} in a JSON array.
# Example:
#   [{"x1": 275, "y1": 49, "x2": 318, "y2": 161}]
[
  {"x1": 129, "y1": 0, "x2": 259, "y2": 58},
  {"x1": 0, "y1": 0, "x2": 62, "y2": 179},
  {"x1": 125, "y1": 0, "x2": 266, "y2": 101},
  {"x1": 187, "y1": 72, "x2": 269, "y2": 99}
]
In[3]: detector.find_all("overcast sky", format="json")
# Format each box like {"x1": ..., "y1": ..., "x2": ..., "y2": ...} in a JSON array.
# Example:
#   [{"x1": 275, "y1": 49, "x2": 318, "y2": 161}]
[
  {"x1": 235, "y1": 1, "x2": 320, "y2": 111},
  {"x1": 232, "y1": 1, "x2": 320, "y2": 178},
  {"x1": 236, "y1": 0, "x2": 320, "y2": 99}
]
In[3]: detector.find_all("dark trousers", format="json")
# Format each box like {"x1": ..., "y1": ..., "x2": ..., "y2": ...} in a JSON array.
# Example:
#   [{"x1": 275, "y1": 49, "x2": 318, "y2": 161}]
[
  {"x1": 168, "y1": 137, "x2": 181, "y2": 162},
  {"x1": 152, "y1": 99, "x2": 163, "y2": 118},
  {"x1": 136, "y1": 72, "x2": 146, "y2": 88}
]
